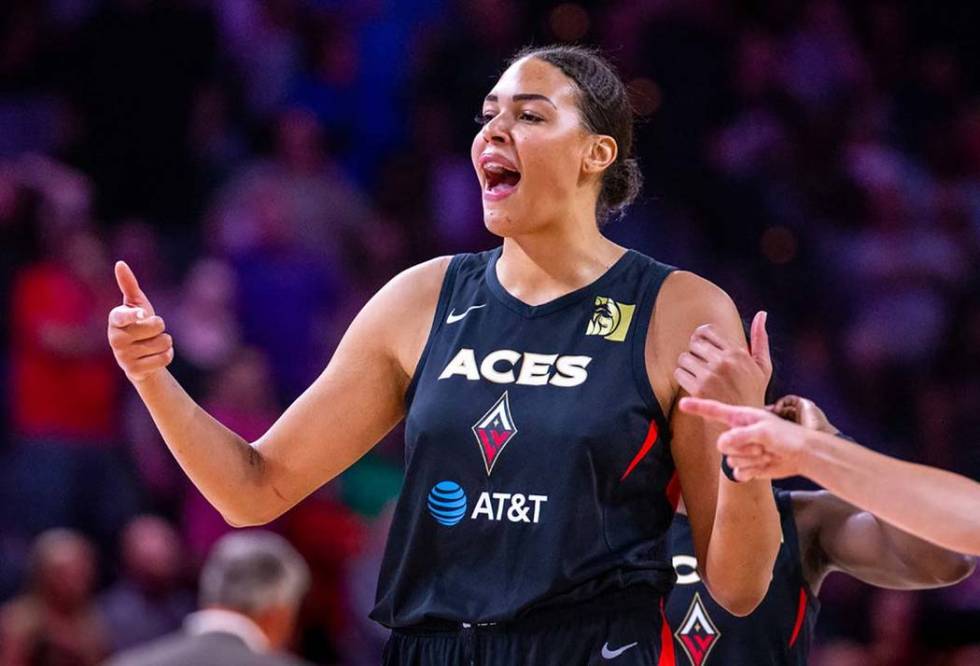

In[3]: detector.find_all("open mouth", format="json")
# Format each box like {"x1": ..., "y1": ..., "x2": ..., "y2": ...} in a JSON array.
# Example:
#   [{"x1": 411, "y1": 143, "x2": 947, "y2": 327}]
[{"x1": 482, "y1": 162, "x2": 521, "y2": 200}]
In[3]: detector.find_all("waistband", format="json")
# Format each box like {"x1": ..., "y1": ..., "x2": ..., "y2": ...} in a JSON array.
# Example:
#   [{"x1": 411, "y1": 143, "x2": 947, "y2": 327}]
[{"x1": 391, "y1": 586, "x2": 664, "y2": 636}]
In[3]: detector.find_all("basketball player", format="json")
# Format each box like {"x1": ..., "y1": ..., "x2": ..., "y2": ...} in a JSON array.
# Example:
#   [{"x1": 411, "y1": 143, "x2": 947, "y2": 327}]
[
  {"x1": 680, "y1": 395, "x2": 980, "y2": 558},
  {"x1": 667, "y1": 323, "x2": 976, "y2": 664},
  {"x1": 666, "y1": 333, "x2": 975, "y2": 665},
  {"x1": 108, "y1": 45, "x2": 781, "y2": 664}
]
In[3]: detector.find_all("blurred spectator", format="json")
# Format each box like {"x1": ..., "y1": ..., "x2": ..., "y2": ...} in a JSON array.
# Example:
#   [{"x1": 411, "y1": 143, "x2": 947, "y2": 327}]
[
  {"x1": 181, "y1": 348, "x2": 280, "y2": 566},
  {"x1": 106, "y1": 530, "x2": 311, "y2": 666},
  {"x1": 0, "y1": 529, "x2": 108, "y2": 666},
  {"x1": 98, "y1": 516, "x2": 194, "y2": 654},
  {"x1": 208, "y1": 107, "x2": 372, "y2": 266},
  {"x1": 2, "y1": 224, "x2": 137, "y2": 544},
  {"x1": 168, "y1": 257, "x2": 241, "y2": 394}
]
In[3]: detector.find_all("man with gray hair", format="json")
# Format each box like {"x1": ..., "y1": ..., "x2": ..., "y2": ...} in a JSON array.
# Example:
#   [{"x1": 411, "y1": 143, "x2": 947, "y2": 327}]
[{"x1": 107, "y1": 530, "x2": 311, "y2": 666}]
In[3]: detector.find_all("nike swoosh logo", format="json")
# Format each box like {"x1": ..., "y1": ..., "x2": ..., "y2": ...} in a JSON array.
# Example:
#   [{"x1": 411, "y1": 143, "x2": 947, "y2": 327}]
[
  {"x1": 446, "y1": 304, "x2": 487, "y2": 324},
  {"x1": 601, "y1": 642, "x2": 638, "y2": 659}
]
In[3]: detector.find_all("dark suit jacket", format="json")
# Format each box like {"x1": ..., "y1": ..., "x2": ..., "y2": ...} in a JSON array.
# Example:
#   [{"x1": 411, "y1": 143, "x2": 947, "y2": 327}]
[{"x1": 104, "y1": 630, "x2": 311, "y2": 666}]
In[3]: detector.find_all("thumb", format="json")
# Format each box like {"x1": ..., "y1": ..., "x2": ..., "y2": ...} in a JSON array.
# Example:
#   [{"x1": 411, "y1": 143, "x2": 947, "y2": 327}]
[
  {"x1": 750, "y1": 311, "x2": 771, "y2": 375},
  {"x1": 114, "y1": 261, "x2": 155, "y2": 316}
]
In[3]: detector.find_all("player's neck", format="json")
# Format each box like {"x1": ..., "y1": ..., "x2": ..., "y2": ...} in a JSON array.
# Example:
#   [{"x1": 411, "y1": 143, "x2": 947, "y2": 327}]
[{"x1": 497, "y1": 230, "x2": 624, "y2": 306}]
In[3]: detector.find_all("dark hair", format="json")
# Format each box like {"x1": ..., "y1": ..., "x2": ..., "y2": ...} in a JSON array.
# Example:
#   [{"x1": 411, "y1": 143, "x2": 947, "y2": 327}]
[{"x1": 511, "y1": 44, "x2": 642, "y2": 223}]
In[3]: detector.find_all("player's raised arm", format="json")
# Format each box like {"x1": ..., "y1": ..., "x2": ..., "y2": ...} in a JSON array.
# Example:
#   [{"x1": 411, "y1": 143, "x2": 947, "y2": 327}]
[
  {"x1": 680, "y1": 397, "x2": 980, "y2": 556},
  {"x1": 650, "y1": 277, "x2": 780, "y2": 617},
  {"x1": 107, "y1": 257, "x2": 449, "y2": 527}
]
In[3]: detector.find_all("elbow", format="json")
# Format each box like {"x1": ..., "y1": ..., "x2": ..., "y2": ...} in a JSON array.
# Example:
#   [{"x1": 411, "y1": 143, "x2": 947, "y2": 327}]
[
  {"x1": 221, "y1": 512, "x2": 271, "y2": 529},
  {"x1": 712, "y1": 588, "x2": 767, "y2": 618},
  {"x1": 702, "y1": 571, "x2": 772, "y2": 618},
  {"x1": 219, "y1": 503, "x2": 281, "y2": 529}
]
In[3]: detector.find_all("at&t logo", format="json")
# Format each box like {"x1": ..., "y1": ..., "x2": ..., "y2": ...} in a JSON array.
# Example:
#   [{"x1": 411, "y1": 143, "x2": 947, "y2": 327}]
[
  {"x1": 427, "y1": 481, "x2": 548, "y2": 526},
  {"x1": 427, "y1": 481, "x2": 468, "y2": 526}
]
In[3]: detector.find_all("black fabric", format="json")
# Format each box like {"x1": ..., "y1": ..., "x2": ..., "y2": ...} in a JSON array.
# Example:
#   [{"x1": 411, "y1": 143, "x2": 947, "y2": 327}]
[
  {"x1": 383, "y1": 588, "x2": 669, "y2": 665},
  {"x1": 663, "y1": 490, "x2": 820, "y2": 666},
  {"x1": 372, "y1": 247, "x2": 679, "y2": 629}
]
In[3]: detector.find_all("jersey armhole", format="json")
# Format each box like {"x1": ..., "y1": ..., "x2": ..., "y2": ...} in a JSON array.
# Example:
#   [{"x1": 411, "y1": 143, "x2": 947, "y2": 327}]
[
  {"x1": 404, "y1": 255, "x2": 464, "y2": 408},
  {"x1": 630, "y1": 262, "x2": 676, "y2": 431},
  {"x1": 777, "y1": 489, "x2": 821, "y2": 607}
]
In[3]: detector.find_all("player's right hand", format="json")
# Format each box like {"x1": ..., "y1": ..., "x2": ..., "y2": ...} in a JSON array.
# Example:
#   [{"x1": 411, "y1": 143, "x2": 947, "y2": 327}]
[
  {"x1": 107, "y1": 260, "x2": 173, "y2": 383},
  {"x1": 678, "y1": 397, "x2": 810, "y2": 481}
]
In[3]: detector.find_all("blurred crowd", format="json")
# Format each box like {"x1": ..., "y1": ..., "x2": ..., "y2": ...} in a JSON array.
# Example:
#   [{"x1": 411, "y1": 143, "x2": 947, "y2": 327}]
[{"x1": 0, "y1": 0, "x2": 978, "y2": 664}]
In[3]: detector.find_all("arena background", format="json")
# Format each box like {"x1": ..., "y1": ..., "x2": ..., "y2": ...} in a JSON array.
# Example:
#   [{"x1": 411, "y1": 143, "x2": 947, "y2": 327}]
[{"x1": 1, "y1": 0, "x2": 978, "y2": 664}]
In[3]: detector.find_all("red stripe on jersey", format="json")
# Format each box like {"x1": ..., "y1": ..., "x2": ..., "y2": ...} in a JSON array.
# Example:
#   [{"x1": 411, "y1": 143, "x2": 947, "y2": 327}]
[
  {"x1": 659, "y1": 597, "x2": 676, "y2": 666},
  {"x1": 666, "y1": 472, "x2": 681, "y2": 512},
  {"x1": 788, "y1": 586, "x2": 807, "y2": 648},
  {"x1": 621, "y1": 419, "x2": 660, "y2": 481}
]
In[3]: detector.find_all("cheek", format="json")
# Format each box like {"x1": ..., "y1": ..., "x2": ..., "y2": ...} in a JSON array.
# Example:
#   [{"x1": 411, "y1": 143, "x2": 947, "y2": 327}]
[
  {"x1": 470, "y1": 133, "x2": 486, "y2": 175},
  {"x1": 522, "y1": 138, "x2": 581, "y2": 192}
]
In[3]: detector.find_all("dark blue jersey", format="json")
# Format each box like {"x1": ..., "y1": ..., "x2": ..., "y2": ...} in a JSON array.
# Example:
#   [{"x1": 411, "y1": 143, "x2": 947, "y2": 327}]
[
  {"x1": 664, "y1": 490, "x2": 820, "y2": 666},
  {"x1": 371, "y1": 247, "x2": 679, "y2": 629}
]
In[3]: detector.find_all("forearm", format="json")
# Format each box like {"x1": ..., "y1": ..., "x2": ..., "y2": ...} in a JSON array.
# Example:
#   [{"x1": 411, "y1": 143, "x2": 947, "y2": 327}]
[
  {"x1": 803, "y1": 432, "x2": 980, "y2": 556},
  {"x1": 705, "y1": 429, "x2": 781, "y2": 615},
  {"x1": 132, "y1": 370, "x2": 274, "y2": 526}
]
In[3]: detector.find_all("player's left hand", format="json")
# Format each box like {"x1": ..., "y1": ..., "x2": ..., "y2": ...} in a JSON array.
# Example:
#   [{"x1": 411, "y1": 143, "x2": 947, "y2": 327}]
[
  {"x1": 675, "y1": 310, "x2": 771, "y2": 408},
  {"x1": 678, "y1": 397, "x2": 812, "y2": 481}
]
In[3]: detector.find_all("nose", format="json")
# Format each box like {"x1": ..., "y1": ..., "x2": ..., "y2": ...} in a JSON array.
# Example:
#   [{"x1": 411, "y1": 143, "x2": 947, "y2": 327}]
[{"x1": 481, "y1": 115, "x2": 510, "y2": 145}]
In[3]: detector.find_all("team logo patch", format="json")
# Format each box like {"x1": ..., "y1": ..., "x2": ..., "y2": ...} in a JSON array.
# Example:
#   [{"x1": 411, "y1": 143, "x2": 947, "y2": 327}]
[
  {"x1": 675, "y1": 592, "x2": 721, "y2": 666},
  {"x1": 472, "y1": 391, "x2": 518, "y2": 475},
  {"x1": 586, "y1": 297, "x2": 635, "y2": 342}
]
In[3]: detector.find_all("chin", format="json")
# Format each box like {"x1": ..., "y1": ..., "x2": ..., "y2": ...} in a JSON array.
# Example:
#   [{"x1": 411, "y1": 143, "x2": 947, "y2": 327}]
[{"x1": 482, "y1": 205, "x2": 517, "y2": 237}]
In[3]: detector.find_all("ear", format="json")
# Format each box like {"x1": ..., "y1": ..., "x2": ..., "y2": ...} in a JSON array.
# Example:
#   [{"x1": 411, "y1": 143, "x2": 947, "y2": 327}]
[{"x1": 582, "y1": 135, "x2": 618, "y2": 174}]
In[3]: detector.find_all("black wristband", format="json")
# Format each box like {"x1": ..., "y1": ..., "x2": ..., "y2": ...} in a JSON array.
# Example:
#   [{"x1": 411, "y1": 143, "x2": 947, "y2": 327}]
[{"x1": 721, "y1": 454, "x2": 738, "y2": 482}]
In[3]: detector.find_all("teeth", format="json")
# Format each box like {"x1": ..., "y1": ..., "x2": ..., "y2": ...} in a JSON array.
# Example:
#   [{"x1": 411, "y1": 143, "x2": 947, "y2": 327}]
[{"x1": 485, "y1": 163, "x2": 508, "y2": 174}]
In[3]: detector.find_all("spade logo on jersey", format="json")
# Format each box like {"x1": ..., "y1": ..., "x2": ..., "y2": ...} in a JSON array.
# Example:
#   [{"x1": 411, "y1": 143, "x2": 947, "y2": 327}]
[
  {"x1": 472, "y1": 391, "x2": 518, "y2": 475},
  {"x1": 586, "y1": 297, "x2": 635, "y2": 342},
  {"x1": 675, "y1": 592, "x2": 721, "y2": 666}
]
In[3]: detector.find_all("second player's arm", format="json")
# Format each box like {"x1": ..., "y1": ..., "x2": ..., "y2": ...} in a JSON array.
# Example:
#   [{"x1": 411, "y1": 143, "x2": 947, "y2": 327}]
[
  {"x1": 793, "y1": 490, "x2": 976, "y2": 594},
  {"x1": 648, "y1": 273, "x2": 780, "y2": 616},
  {"x1": 800, "y1": 432, "x2": 980, "y2": 557},
  {"x1": 112, "y1": 258, "x2": 449, "y2": 527},
  {"x1": 679, "y1": 398, "x2": 980, "y2": 557}
]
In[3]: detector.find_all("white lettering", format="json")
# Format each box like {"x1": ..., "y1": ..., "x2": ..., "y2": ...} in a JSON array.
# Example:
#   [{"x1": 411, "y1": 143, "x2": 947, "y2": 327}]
[
  {"x1": 438, "y1": 348, "x2": 480, "y2": 380},
  {"x1": 550, "y1": 355, "x2": 592, "y2": 387},
  {"x1": 470, "y1": 492, "x2": 549, "y2": 524},
  {"x1": 480, "y1": 349, "x2": 521, "y2": 384},
  {"x1": 528, "y1": 495, "x2": 548, "y2": 523},
  {"x1": 471, "y1": 492, "x2": 495, "y2": 520},
  {"x1": 438, "y1": 348, "x2": 592, "y2": 387},
  {"x1": 517, "y1": 353, "x2": 558, "y2": 386},
  {"x1": 672, "y1": 555, "x2": 701, "y2": 585},
  {"x1": 492, "y1": 492, "x2": 510, "y2": 520}
]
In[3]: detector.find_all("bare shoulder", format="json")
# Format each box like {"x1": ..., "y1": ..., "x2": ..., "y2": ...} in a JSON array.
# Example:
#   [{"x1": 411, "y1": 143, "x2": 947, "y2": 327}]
[
  {"x1": 653, "y1": 270, "x2": 742, "y2": 340},
  {"x1": 644, "y1": 270, "x2": 744, "y2": 414},
  {"x1": 790, "y1": 489, "x2": 859, "y2": 556},
  {"x1": 375, "y1": 255, "x2": 453, "y2": 306},
  {"x1": 790, "y1": 490, "x2": 836, "y2": 534},
  {"x1": 367, "y1": 255, "x2": 453, "y2": 377}
]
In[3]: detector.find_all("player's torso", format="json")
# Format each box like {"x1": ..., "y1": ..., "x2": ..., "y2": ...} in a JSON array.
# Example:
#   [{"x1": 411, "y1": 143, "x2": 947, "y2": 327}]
[
  {"x1": 665, "y1": 491, "x2": 820, "y2": 666},
  {"x1": 371, "y1": 248, "x2": 679, "y2": 628}
]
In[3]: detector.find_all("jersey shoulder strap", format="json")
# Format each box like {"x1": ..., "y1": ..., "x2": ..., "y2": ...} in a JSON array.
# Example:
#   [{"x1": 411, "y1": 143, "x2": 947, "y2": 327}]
[
  {"x1": 404, "y1": 253, "x2": 471, "y2": 406},
  {"x1": 629, "y1": 253, "x2": 678, "y2": 422}
]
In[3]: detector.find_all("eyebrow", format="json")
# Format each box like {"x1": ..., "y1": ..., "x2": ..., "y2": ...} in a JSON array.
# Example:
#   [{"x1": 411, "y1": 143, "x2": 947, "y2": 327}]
[{"x1": 484, "y1": 93, "x2": 557, "y2": 109}]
